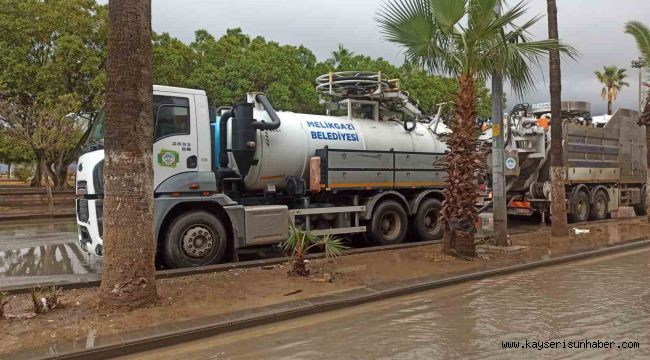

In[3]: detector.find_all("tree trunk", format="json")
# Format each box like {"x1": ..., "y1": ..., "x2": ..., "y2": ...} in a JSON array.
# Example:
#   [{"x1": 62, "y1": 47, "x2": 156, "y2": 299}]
[
  {"x1": 607, "y1": 99, "x2": 612, "y2": 116},
  {"x1": 442, "y1": 74, "x2": 481, "y2": 257},
  {"x1": 56, "y1": 165, "x2": 68, "y2": 189},
  {"x1": 547, "y1": 0, "x2": 569, "y2": 237},
  {"x1": 291, "y1": 252, "x2": 309, "y2": 276},
  {"x1": 7, "y1": 163, "x2": 11, "y2": 179},
  {"x1": 53, "y1": 151, "x2": 69, "y2": 189},
  {"x1": 39, "y1": 152, "x2": 54, "y2": 213},
  {"x1": 31, "y1": 150, "x2": 43, "y2": 187},
  {"x1": 46, "y1": 160, "x2": 59, "y2": 188},
  {"x1": 99, "y1": 0, "x2": 157, "y2": 309}
]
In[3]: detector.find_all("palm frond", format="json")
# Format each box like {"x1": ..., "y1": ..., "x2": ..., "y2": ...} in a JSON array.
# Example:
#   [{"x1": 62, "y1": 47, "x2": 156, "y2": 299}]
[
  {"x1": 283, "y1": 222, "x2": 347, "y2": 260},
  {"x1": 625, "y1": 21, "x2": 650, "y2": 64},
  {"x1": 378, "y1": 0, "x2": 577, "y2": 97},
  {"x1": 377, "y1": 0, "x2": 460, "y2": 75},
  {"x1": 429, "y1": 0, "x2": 467, "y2": 31},
  {"x1": 309, "y1": 234, "x2": 348, "y2": 259}
]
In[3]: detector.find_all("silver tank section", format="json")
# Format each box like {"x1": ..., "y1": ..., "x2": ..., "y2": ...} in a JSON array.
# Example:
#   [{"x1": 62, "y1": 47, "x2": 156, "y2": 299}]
[{"x1": 239, "y1": 107, "x2": 448, "y2": 191}]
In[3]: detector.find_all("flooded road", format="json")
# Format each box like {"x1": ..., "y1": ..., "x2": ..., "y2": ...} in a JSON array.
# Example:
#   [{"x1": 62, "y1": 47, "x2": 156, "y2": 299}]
[
  {"x1": 125, "y1": 247, "x2": 650, "y2": 360},
  {"x1": 0, "y1": 219, "x2": 101, "y2": 280}
]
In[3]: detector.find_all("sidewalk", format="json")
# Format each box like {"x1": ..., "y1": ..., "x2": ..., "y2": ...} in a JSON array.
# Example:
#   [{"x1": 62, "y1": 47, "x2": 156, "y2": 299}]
[
  {"x1": 0, "y1": 184, "x2": 75, "y2": 222},
  {"x1": 1, "y1": 217, "x2": 649, "y2": 358}
]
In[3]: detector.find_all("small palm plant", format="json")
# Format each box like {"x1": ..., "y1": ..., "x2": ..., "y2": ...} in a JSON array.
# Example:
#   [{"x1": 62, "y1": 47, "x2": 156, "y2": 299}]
[
  {"x1": 30, "y1": 287, "x2": 62, "y2": 314},
  {"x1": 282, "y1": 223, "x2": 347, "y2": 276}
]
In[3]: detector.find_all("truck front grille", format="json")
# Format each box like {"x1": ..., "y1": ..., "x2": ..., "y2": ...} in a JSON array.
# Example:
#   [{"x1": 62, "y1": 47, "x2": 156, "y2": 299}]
[
  {"x1": 95, "y1": 200, "x2": 103, "y2": 237},
  {"x1": 77, "y1": 199, "x2": 89, "y2": 223}
]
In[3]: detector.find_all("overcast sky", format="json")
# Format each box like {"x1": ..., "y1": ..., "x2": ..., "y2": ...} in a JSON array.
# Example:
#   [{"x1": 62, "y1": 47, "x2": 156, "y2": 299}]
[{"x1": 122, "y1": 0, "x2": 648, "y2": 115}]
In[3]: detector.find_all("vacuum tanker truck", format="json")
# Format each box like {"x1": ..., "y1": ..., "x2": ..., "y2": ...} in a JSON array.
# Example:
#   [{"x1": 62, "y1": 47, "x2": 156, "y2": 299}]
[
  {"x1": 75, "y1": 72, "x2": 450, "y2": 268},
  {"x1": 485, "y1": 101, "x2": 646, "y2": 222}
]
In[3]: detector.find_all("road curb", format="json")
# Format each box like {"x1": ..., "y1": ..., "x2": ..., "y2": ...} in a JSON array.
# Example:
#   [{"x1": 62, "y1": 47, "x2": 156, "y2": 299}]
[{"x1": 9, "y1": 238, "x2": 650, "y2": 360}]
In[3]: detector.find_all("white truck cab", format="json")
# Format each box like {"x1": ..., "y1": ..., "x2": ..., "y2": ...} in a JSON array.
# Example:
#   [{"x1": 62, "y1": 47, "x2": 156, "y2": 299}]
[{"x1": 76, "y1": 86, "x2": 229, "y2": 259}]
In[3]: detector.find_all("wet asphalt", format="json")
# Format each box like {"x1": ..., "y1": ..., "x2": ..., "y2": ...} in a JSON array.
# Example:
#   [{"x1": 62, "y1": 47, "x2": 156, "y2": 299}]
[{"x1": 0, "y1": 219, "x2": 102, "y2": 288}]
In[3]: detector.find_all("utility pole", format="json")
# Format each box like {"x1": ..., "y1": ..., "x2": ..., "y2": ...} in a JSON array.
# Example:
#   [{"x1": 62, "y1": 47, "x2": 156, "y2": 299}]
[
  {"x1": 491, "y1": 74, "x2": 507, "y2": 245},
  {"x1": 631, "y1": 58, "x2": 646, "y2": 112},
  {"x1": 491, "y1": 3, "x2": 507, "y2": 246}
]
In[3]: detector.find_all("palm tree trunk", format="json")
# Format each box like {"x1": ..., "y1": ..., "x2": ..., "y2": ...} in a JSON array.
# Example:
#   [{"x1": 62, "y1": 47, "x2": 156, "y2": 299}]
[
  {"x1": 607, "y1": 99, "x2": 612, "y2": 115},
  {"x1": 442, "y1": 74, "x2": 480, "y2": 257},
  {"x1": 99, "y1": 0, "x2": 157, "y2": 309},
  {"x1": 547, "y1": 0, "x2": 569, "y2": 237}
]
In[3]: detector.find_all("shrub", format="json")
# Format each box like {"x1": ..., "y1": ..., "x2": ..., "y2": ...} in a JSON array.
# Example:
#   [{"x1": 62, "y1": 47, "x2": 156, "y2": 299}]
[
  {"x1": 30, "y1": 287, "x2": 62, "y2": 314},
  {"x1": 14, "y1": 164, "x2": 34, "y2": 182}
]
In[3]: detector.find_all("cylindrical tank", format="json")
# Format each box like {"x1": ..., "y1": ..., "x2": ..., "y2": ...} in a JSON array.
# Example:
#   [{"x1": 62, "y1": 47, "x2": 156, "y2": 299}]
[{"x1": 234, "y1": 109, "x2": 448, "y2": 191}]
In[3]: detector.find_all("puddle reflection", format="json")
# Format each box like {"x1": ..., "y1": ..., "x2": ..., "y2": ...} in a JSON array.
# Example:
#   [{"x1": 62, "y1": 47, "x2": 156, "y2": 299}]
[{"x1": 0, "y1": 243, "x2": 101, "y2": 277}]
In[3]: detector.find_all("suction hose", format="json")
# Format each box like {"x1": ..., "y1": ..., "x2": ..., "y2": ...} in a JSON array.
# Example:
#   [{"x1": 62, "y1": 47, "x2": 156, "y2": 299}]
[
  {"x1": 253, "y1": 94, "x2": 281, "y2": 131},
  {"x1": 219, "y1": 110, "x2": 233, "y2": 168}
]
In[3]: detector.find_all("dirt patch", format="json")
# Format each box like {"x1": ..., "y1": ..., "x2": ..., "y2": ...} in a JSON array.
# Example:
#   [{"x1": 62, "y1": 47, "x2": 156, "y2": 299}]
[{"x1": 1, "y1": 217, "x2": 648, "y2": 355}]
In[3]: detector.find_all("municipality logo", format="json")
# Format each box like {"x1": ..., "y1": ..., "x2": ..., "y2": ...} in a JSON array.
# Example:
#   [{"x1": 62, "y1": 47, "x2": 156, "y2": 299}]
[{"x1": 158, "y1": 149, "x2": 179, "y2": 168}]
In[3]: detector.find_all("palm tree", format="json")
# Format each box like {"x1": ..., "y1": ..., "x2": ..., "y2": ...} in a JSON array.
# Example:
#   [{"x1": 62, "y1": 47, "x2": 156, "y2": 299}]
[
  {"x1": 99, "y1": 0, "x2": 158, "y2": 309},
  {"x1": 624, "y1": 20, "x2": 650, "y2": 219},
  {"x1": 378, "y1": 0, "x2": 574, "y2": 257},
  {"x1": 594, "y1": 66, "x2": 629, "y2": 115},
  {"x1": 283, "y1": 224, "x2": 347, "y2": 276},
  {"x1": 327, "y1": 44, "x2": 355, "y2": 69},
  {"x1": 547, "y1": 0, "x2": 568, "y2": 237}
]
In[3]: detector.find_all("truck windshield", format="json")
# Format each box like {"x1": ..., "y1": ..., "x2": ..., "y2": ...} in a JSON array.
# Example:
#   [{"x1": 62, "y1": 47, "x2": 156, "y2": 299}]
[{"x1": 81, "y1": 110, "x2": 105, "y2": 153}]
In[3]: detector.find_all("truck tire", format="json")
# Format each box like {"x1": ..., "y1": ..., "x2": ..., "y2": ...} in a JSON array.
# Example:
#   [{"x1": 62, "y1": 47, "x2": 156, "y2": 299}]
[
  {"x1": 163, "y1": 210, "x2": 228, "y2": 268},
  {"x1": 367, "y1": 200, "x2": 408, "y2": 245},
  {"x1": 634, "y1": 186, "x2": 647, "y2": 216},
  {"x1": 568, "y1": 190, "x2": 590, "y2": 223},
  {"x1": 412, "y1": 198, "x2": 443, "y2": 241},
  {"x1": 589, "y1": 190, "x2": 608, "y2": 220}
]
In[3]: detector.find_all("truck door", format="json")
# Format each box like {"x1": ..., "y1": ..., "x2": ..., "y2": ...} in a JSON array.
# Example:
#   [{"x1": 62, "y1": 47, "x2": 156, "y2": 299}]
[{"x1": 152, "y1": 93, "x2": 198, "y2": 190}]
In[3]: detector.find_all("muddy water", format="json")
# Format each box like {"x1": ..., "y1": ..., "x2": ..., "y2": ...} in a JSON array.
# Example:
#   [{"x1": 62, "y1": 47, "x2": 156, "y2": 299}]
[
  {"x1": 0, "y1": 220, "x2": 101, "y2": 277},
  {"x1": 126, "y1": 248, "x2": 650, "y2": 360}
]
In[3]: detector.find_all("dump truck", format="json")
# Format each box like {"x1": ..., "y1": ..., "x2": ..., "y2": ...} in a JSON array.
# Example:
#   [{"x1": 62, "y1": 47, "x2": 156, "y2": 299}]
[
  {"x1": 75, "y1": 72, "x2": 451, "y2": 268},
  {"x1": 487, "y1": 101, "x2": 646, "y2": 222}
]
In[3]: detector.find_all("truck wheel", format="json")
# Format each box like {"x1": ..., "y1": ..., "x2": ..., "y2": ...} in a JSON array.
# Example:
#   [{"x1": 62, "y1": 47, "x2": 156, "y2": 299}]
[
  {"x1": 412, "y1": 198, "x2": 443, "y2": 241},
  {"x1": 589, "y1": 191, "x2": 608, "y2": 220},
  {"x1": 569, "y1": 191, "x2": 590, "y2": 223},
  {"x1": 367, "y1": 200, "x2": 408, "y2": 245},
  {"x1": 163, "y1": 211, "x2": 228, "y2": 268}
]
